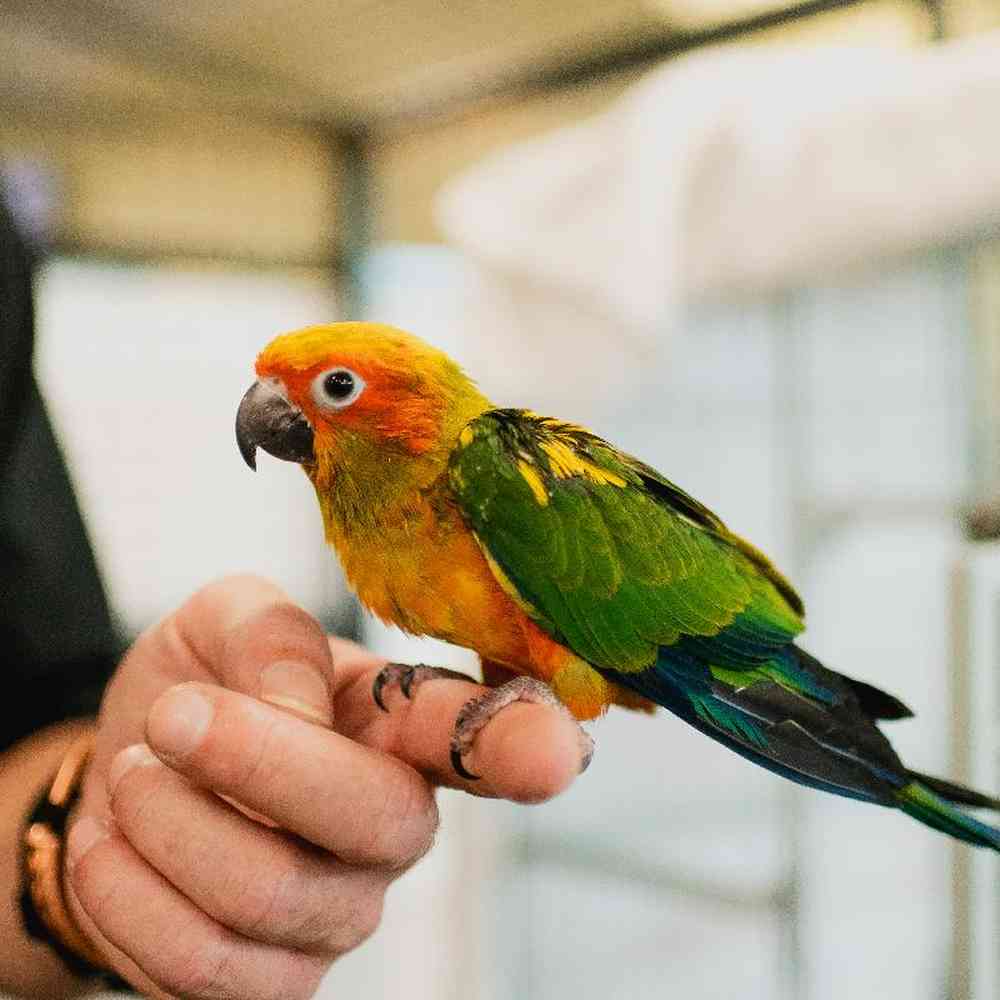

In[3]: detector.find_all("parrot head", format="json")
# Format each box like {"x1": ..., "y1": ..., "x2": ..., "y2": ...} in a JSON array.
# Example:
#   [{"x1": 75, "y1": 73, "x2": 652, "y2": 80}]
[{"x1": 236, "y1": 322, "x2": 490, "y2": 498}]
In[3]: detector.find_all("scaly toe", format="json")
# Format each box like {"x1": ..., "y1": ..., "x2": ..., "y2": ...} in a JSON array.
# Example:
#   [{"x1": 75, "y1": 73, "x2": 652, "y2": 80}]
[{"x1": 449, "y1": 676, "x2": 579, "y2": 779}]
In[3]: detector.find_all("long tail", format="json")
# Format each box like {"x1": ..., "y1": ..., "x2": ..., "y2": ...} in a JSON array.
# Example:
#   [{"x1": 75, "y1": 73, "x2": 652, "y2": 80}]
[
  {"x1": 606, "y1": 645, "x2": 1000, "y2": 850},
  {"x1": 897, "y1": 778, "x2": 1000, "y2": 851}
]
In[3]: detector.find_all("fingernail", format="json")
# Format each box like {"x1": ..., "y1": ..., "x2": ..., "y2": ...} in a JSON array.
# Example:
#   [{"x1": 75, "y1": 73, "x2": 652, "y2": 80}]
[
  {"x1": 66, "y1": 816, "x2": 111, "y2": 873},
  {"x1": 107, "y1": 743, "x2": 159, "y2": 797},
  {"x1": 579, "y1": 729, "x2": 595, "y2": 774},
  {"x1": 260, "y1": 660, "x2": 332, "y2": 726},
  {"x1": 147, "y1": 684, "x2": 214, "y2": 759}
]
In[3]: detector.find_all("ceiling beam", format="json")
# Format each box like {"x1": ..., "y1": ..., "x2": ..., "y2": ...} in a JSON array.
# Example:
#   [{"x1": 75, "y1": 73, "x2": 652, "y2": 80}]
[
  {"x1": 46, "y1": 233, "x2": 347, "y2": 273},
  {"x1": 371, "y1": 0, "x2": 926, "y2": 134},
  {"x1": 4, "y1": 0, "x2": 935, "y2": 137},
  {"x1": 3, "y1": 0, "x2": 350, "y2": 125}
]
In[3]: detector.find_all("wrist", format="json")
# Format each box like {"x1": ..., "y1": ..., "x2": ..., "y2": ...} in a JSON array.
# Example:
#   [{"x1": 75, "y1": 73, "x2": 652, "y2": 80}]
[{"x1": 20, "y1": 730, "x2": 118, "y2": 981}]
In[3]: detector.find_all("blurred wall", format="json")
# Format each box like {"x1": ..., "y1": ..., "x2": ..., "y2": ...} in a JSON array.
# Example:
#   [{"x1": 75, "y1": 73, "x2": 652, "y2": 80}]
[
  {"x1": 33, "y1": 259, "x2": 342, "y2": 633},
  {"x1": 0, "y1": 112, "x2": 337, "y2": 266}
]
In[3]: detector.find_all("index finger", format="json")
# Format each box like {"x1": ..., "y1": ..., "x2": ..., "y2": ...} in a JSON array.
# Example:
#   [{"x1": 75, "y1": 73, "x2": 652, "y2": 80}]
[{"x1": 325, "y1": 641, "x2": 590, "y2": 804}]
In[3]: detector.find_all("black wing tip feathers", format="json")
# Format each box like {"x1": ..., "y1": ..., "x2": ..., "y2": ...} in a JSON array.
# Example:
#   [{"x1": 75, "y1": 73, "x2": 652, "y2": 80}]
[{"x1": 845, "y1": 678, "x2": 915, "y2": 721}]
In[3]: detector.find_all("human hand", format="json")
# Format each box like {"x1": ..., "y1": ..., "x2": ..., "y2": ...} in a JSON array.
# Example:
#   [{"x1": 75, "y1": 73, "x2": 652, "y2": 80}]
[{"x1": 64, "y1": 575, "x2": 587, "y2": 998}]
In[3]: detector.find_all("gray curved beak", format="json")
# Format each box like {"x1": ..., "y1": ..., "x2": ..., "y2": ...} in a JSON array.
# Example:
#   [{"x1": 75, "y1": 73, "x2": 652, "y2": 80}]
[{"x1": 235, "y1": 381, "x2": 315, "y2": 470}]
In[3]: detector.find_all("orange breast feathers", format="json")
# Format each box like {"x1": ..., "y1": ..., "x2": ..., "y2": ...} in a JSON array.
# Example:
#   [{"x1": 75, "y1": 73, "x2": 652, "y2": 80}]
[
  {"x1": 331, "y1": 495, "x2": 652, "y2": 721},
  {"x1": 332, "y1": 495, "x2": 536, "y2": 666}
]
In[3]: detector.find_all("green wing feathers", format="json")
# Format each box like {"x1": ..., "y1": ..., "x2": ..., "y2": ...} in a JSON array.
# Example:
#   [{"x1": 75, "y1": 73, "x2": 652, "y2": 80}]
[{"x1": 448, "y1": 408, "x2": 803, "y2": 673}]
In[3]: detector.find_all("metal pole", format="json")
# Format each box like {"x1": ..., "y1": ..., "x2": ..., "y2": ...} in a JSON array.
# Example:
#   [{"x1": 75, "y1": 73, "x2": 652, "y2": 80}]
[
  {"x1": 328, "y1": 126, "x2": 373, "y2": 319},
  {"x1": 773, "y1": 293, "x2": 809, "y2": 1000}
]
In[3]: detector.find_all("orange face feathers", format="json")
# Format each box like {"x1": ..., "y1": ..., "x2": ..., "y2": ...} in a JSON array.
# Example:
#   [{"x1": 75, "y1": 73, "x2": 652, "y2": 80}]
[{"x1": 254, "y1": 322, "x2": 478, "y2": 457}]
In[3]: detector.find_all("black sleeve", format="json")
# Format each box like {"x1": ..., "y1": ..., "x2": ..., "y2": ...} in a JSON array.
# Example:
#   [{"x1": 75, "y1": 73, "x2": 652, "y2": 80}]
[{"x1": 0, "y1": 194, "x2": 123, "y2": 754}]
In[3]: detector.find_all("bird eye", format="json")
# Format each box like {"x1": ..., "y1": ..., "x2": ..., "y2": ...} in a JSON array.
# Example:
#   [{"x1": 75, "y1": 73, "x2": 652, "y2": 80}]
[{"x1": 312, "y1": 367, "x2": 365, "y2": 410}]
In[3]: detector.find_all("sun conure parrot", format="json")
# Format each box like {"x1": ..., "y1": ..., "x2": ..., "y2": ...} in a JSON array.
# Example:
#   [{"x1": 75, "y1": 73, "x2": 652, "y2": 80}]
[{"x1": 235, "y1": 321, "x2": 1000, "y2": 849}]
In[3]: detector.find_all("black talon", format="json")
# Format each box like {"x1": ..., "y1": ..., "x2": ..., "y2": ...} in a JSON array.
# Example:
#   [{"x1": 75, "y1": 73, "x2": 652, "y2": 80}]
[
  {"x1": 372, "y1": 670, "x2": 392, "y2": 712},
  {"x1": 372, "y1": 662, "x2": 418, "y2": 712},
  {"x1": 399, "y1": 667, "x2": 417, "y2": 699},
  {"x1": 451, "y1": 747, "x2": 480, "y2": 781},
  {"x1": 373, "y1": 663, "x2": 475, "y2": 713}
]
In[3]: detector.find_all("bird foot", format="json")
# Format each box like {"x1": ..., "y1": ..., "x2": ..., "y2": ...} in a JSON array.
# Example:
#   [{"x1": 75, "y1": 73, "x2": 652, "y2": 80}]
[
  {"x1": 372, "y1": 663, "x2": 475, "y2": 712},
  {"x1": 450, "y1": 676, "x2": 595, "y2": 780}
]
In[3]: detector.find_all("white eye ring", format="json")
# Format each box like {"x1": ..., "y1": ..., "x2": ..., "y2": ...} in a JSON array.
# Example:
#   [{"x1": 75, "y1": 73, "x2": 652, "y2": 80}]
[{"x1": 312, "y1": 367, "x2": 366, "y2": 410}]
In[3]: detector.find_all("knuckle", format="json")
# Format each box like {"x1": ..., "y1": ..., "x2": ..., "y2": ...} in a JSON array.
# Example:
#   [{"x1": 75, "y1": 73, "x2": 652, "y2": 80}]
[
  {"x1": 162, "y1": 940, "x2": 233, "y2": 998},
  {"x1": 361, "y1": 770, "x2": 438, "y2": 867},
  {"x1": 284, "y1": 904, "x2": 338, "y2": 954},
  {"x1": 165, "y1": 941, "x2": 322, "y2": 1000},
  {"x1": 234, "y1": 849, "x2": 314, "y2": 941},
  {"x1": 307, "y1": 877, "x2": 385, "y2": 956},
  {"x1": 234, "y1": 848, "x2": 383, "y2": 955},
  {"x1": 313, "y1": 875, "x2": 385, "y2": 955}
]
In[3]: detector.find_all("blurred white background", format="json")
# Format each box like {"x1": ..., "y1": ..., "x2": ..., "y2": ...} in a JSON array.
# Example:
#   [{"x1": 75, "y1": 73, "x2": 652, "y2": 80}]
[
  {"x1": 4, "y1": 2, "x2": 1000, "y2": 998},
  {"x1": 34, "y1": 261, "x2": 341, "y2": 628}
]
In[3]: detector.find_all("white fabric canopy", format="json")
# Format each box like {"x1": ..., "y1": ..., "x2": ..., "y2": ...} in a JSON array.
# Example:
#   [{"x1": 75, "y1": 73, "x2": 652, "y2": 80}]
[{"x1": 438, "y1": 31, "x2": 1000, "y2": 394}]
